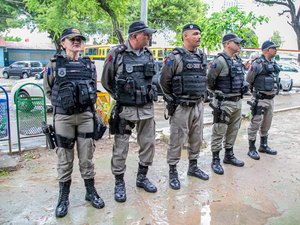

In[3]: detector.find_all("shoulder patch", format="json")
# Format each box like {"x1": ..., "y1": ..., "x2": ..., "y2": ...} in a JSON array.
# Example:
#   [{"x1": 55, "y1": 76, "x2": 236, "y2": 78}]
[
  {"x1": 164, "y1": 57, "x2": 173, "y2": 66},
  {"x1": 107, "y1": 55, "x2": 113, "y2": 62}
]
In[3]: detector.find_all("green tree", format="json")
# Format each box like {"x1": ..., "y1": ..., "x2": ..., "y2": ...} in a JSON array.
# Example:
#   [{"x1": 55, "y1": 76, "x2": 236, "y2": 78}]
[
  {"x1": 270, "y1": 30, "x2": 284, "y2": 47},
  {"x1": 0, "y1": 0, "x2": 28, "y2": 33},
  {"x1": 254, "y1": 0, "x2": 300, "y2": 63},
  {"x1": 4, "y1": 36, "x2": 22, "y2": 42},
  {"x1": 191, "y1": 7, "x2": 268, "y2": 52}
]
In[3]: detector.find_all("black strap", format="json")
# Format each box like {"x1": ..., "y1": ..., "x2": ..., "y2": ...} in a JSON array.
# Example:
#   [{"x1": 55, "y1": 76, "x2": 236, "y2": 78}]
[{"x1": 77, "y1": 132, "x2": 94, "y2": 138}]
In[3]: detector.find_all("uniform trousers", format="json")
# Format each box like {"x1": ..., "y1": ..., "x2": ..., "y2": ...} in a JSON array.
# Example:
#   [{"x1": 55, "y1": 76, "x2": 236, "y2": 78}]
[
  {"x1": 167, "y1": 102, "x2": 204, "y2": 165},
  {"x1": 211, "y1": 99, "x2": 242, "y2": 152},
  {"x1": 55, "y1": 111, "x2": 95, "y2": 182}
]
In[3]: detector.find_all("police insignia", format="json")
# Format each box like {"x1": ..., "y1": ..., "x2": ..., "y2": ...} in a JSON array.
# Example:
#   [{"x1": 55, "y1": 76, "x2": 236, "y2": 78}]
[
  {"x1": 164, "y1": 57, "x2": 172, "y2": 66},
  {"x1": 126, "y1": 65, "x2": 133, "y2": 73},
  {"x1": 58, "y1": 68, "x2": 66, "y2": 77},
  {"x1": 108, "y1": 55, "x2": 113, "y2": 62},
  {"x1": 46, "y1": 67, "x2": 51, "y2": 76}
]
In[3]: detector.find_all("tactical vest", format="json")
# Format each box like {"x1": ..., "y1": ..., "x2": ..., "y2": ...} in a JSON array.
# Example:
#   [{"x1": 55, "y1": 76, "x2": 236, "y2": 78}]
[
  {"x1": 215, "y1": 53, "x2": 244, "y2": 94},
  {"x1": 115, "y1": 44, "x2": 157, "y2": 106},
  {"x1": 171, "y1": 48, "x2": 207, "y2": 99},
  {"x1": 51, "y1": 55, "x2": 97, "y2": 114},
  {"x1": 253, "y1": 56, "x2": 280, "y2": 92}
]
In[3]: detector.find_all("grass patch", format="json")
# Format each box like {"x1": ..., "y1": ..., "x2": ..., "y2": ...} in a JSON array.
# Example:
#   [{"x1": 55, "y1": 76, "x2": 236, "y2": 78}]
[{"x1": 0, "y1": 170, "x2": 10, "y2": 177}]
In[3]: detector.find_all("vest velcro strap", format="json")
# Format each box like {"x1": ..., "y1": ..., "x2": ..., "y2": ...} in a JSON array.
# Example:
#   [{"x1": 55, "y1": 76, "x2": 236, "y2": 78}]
[{"x1": 77, "y1": 132, "x2": 94, "y2": 139}]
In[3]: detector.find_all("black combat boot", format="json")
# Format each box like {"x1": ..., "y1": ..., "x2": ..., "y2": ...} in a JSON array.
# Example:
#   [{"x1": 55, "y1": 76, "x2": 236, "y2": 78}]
[
  {"x1": 211, "y1": 151, "x2": 224, "y2": 175},
  {"x1": 55, "y1": 179, "x2": 71, "y2": 218},
  {"x1": 187, "y1": 159, "x2": 209, "y2": 180},
  {"x1": 136, "y1": 164, "x2": 157, "y2": 193},
  {"x1": 84, "y1": 178, "x2": 105, "y2": 209},
  {"x1": 169, "y1": 164, "x2": 180, "y2": 190},
  {"x1": 247, "y1": 139, "x2": 260, "y2": 160},
  {"x1": 114, "y1": 174, "x2": 126, "y2": 202},
  {"x1": 223, "y1": 148, "x2": 244, "y2": 167},
  {"x1": 258, "y1": 136, "x2": 277, "y2": 155}
]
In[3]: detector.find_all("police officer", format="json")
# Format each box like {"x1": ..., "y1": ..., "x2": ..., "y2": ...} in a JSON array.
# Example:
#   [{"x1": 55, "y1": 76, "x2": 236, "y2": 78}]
[
  {"x1": 43, "y1": 27, "x2": 104, "y2": 217},
  {"x1": 246, "y1": 40, "x2": 279, "y2": 160},
  {"x1": 207, "y1": 33, "x2": 246, "y2": 175},
  {"x1": 101, "y1": 20, "x2": 158, "y2": 202},
  {"x1": 159, "y1": 24, "x2": 209, "y2": 190}
]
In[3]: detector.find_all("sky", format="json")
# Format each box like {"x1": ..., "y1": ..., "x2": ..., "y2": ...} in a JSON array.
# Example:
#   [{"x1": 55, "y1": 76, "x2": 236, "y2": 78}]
[{"x1": 4, "y1": 0, "x2": 299, "y2": 50}]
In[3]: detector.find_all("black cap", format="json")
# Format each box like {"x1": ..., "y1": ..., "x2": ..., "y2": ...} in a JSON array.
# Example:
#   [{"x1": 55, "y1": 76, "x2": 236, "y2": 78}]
[
  {"x1": 222, "y1": 33, "x2": 243, "y2": 43},
  {"x1": 261, "y1": 40, "x2": 279, "y2": 51},
  {"x1": 128, "y1": 20, "x2": 157, "y2": 35},
  {"x1": 182, "y1": 24, "x2": 201, "y2": 33},
  {"x1": 60, "y1": 27, "x2": 86, "y2": 41}
]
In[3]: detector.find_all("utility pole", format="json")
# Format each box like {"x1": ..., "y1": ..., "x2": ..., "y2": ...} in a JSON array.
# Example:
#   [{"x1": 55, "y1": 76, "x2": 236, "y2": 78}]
[{"x1": 140, "y1": 0, "x2": 148, "y2": 24}]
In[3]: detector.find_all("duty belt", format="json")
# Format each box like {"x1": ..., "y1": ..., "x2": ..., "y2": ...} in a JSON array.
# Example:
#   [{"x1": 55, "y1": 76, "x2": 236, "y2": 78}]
[
  {"x1": 178, "y1": 99, "x2": 202, "y2": 107},
  {"x1": 259, "y1": 94, "x2": 275, "y2": 100},
  {"x1": 55, "y1": 106, "x2": 93, "y2": 115},
  {"x1": 217, "y1": 96, "x2": 241, "y2": 102}
]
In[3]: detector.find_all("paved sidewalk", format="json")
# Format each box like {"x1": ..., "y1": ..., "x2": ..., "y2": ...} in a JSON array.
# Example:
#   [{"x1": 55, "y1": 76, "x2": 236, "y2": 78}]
[{"x1": 0, "y1": 108, "x2": 300, "y2": 225}]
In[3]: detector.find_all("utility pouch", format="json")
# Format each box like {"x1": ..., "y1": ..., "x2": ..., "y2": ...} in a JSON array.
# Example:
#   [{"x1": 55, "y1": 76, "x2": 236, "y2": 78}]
[
  {"x1": 94, "y1": 113, "x2": 107, "y2": 140},
  {"x1": 264, "y1": 77, "x2": 274, "y2": 91},
  {"x1": 144, "y1": 62, "x2": 155, "y2": 77},
  {"x1": 77, "y1": 82, "x2": 90, "y2": 106},
  {"x1": 58, "y1": 82, "x2": 76, "y2": 110},
  {"x1": 109, "y1": 105, "x2": 120, "y2": 135},
  {"x1": 148, "y1": 85, "x2": 158, "y2": 102}
]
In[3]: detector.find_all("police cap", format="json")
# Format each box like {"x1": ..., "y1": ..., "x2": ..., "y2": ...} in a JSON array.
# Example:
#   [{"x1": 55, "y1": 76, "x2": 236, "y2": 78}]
[
  {"x1": 60, "y1": 27, "x2": 86, "y2": 42},
  {"x1": 222, "y1": 33, "x2": 243, "y2": 44},
  {"x1": 182, "y1": 24, "x2": 201, "y2": 33},
  {"x1": 261, "y1": 40, "x2": 279, "y2": 51},
  {"x1": 128, "y1": 20, "x2": 157, "y2": 35}
]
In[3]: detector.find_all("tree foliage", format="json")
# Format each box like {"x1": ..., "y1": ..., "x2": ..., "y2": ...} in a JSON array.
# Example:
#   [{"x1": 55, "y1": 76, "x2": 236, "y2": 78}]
[
  {"x1": 192, "y1": 7, "x2": 268, "y2": 52},
  {"x1": 0, "y1": 0, "x2": 28, "y2": 33},
  {"x1": 270, "y1": 30, "x2": 284, "y2": 47},
  {"x1": 253, "y1": 0, "x2": 300, "y2": 62}
]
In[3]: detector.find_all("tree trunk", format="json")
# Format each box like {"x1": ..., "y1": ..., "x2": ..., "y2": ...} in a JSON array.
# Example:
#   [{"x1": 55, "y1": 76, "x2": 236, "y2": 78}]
[{"x1": 97, "y1": 0, "x2": 124, "y2": 44}]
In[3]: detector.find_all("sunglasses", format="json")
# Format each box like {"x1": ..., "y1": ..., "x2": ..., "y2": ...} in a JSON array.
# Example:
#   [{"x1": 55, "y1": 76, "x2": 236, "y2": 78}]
[{"x1": 67, "y1": 37, "x2": 83, "y2": 42}]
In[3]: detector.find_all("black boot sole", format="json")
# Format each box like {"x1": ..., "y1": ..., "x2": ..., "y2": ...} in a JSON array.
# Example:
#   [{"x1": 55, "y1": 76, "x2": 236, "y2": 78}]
[
  {"x1": 258, "y1": 149, "x2": 277, "y2": 155},
  {"x1": 85, "y1": 197, "x2": 105, "y2": 209},
  {"x1": 136, "y1": 183, "x2": 157, "y2": 193}
]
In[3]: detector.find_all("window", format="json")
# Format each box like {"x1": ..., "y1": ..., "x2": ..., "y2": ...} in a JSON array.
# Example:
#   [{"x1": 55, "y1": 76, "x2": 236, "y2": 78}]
[{"x1": 31, "y1": 62, "x2": 42, "y2": 67}]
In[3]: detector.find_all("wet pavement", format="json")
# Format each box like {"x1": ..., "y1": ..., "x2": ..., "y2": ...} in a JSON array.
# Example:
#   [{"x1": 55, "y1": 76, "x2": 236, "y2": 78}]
[{"x1": 1, "y1": 99, "x2": 300, "y2": 224}]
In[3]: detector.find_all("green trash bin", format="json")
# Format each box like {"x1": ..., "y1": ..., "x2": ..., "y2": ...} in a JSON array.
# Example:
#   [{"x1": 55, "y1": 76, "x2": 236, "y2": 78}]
[
  {"x1": 17, "y1": 96, "x2": 45, "y2": 135},
  {"x1": 0, "y1": 99, "x2": 8, "y2": 138}
]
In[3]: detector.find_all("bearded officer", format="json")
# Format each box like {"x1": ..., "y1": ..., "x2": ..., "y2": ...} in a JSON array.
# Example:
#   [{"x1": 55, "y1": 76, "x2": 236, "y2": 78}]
[
  {"x1": 207, "y1": 33, "x2": 246, "y2": 175},
  {"x1": 159, "y1": 24, "x2": 209, "y2": 190},
  {"x1": 101, "y1": 20, "x2": 158, "y2": 202},
  {"x1": 43, "y1": 27, "x2": 104, "y2": 217},
  {"x1": 246, "y1": 40, "x2": 279, "y2": 160}
]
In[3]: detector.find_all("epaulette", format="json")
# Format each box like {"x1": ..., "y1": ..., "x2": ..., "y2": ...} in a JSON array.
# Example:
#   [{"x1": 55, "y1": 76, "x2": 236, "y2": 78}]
[
  {"x1": 51, "y1": 53, "x2": 64, "y2": 62},
  {"x1": 50, "y1": 57, "x2": 56, "y2": 62},
  {"x1": 115, "y1": 44, "x2": 127, "y2": 54},
  {"x1": 172, "y1": 47, "x2": 184, "y2": 55},
  {"x1": 253, "y1": 57, "x2": 262, "y2": 64}
]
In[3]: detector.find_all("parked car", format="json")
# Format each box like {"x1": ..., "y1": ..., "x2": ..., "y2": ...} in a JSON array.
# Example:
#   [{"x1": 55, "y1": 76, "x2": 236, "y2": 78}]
[
  {"x1": 10, "y1": 74, "x2": 51, "y2": 112},
  {"x1": 2, "y1": 61, "x2": 44, "y2": 79},
  {"x1": 278, "y1": 62, "x2": 300, "y2": 87},
  {"x1": 279, "y1": 73, "x2": 293, "y2": 91}
]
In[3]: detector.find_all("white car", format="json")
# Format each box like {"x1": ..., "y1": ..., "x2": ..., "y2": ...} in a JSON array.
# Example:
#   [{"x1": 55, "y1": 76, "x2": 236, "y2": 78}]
[
  {"x1": 278, "y1": 62, "x2": 300, "y2": 87},
  {"x1": 10, "y1": 73, "x2": 52, "y2": 112}
]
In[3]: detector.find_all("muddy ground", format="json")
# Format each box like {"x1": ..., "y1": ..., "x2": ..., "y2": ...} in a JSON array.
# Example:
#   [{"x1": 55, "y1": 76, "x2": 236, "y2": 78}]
[{"x1": 0, "y1": 107, "x2": 300, "y2": 225}]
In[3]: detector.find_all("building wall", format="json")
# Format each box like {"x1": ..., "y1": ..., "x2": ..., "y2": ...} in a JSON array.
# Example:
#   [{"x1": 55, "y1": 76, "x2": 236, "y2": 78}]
[
  {"x1": 6, "y1": 49, "x2": 56, "y2": 66},
  {"x1": 0, "y1": 47, "x2": 4, "y2": 67}
]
